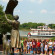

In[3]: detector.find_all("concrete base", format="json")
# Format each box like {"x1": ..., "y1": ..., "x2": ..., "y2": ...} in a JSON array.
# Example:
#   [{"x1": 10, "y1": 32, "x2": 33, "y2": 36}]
[{"x1": 0, "y1": 45, "x2": 3, "y2": 51}]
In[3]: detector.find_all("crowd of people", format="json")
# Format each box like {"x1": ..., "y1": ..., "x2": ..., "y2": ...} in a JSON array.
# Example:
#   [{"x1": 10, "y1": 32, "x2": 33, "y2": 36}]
[
  {"x1": 19, "y1": 38, "x2": 55, "y2": 55},
  {"x1": 4, "y1": 38, "x2": 55, "y2": 55}
]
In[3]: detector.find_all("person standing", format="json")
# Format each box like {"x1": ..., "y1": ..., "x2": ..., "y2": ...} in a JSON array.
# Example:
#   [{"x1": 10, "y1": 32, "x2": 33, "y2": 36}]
[
  {"x1": 21, "y1": 38, "x2": 24, "y2": 53},
  {"x1": 27, "y1": 39, "x2": 30, "y2": 54},
  {"x1": 36, "y1": 40, "x2": 41, "y2": 54},
  {"x1": 41, "y1": 40, "x2": 44, "y2": 54},
  {"x1": 5, "y1": 14, "x2": 21, "y2": 54},
  {"x1": 48, "y1": 40, "x2": 53, "y2": 55},
  {"x1": 23, "y1": 40, "x2": 27, "y2": 54},
  {"x1": 32, "y1": 39, "x2": 36, "y2": 54},
  {"x1": 44, "y1": 42, "x2": 48, "y2": 55},
  {"x1": 30, "y1": 39, "x2": 32, "y2": 49},
  {"x1": 53, "y1": 40, "x2": 55, "y2": 55}
]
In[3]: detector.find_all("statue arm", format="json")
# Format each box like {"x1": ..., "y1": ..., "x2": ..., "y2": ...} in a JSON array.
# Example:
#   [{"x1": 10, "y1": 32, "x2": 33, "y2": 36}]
[{"x1": 5, "y1": 14, "x2": 14, "y2": 23}]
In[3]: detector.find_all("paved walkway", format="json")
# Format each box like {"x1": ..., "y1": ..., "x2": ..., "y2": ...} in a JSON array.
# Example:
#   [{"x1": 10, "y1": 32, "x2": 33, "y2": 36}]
[
  {"x1": 0, "y1": 52, "x2": 46, "y2": 55},
  {"x1": 0, "y1": 51, "x2": 6, "y2": 55}
]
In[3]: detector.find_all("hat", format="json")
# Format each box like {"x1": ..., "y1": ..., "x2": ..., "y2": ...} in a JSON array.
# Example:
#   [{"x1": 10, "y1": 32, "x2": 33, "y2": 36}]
[{"x1": 14, "y1": 15, "x2": 19, "y2": 20}]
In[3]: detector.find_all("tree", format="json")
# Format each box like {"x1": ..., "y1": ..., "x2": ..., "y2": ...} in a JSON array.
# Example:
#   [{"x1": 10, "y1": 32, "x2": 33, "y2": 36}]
[
  {"x1": 51, "y1": 37, "x2": 55, "y2": 41},
  {"x1": 48, "y1": 24, "x2": 55, "y2": 29},
  {"x1": 0, "y1": 5, "x2": 15, "y2": 54},
  {"x1": 20, "y1": 22, "x2": 45, "y2": 29},
  {"x1": 0, "y1": 5, "x2": 13, "y2": 34},
  {"x1": 38, "y1": 23, "x2": 45, "y2": 26}
]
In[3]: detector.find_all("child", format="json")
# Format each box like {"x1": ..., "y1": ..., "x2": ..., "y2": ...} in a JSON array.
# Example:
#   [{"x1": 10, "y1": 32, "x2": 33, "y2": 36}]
[
  {"x1": 44, "y1": 42, "x2": 48, "y2": 54},
  {"x1": 53, "y1": 44, "x2": 55, "y2": 55},
  {"x1": 49, "y1": 49, "x2": 52, "y2": 55},
  {"x1": 30, "y1": 48, "x2": 33, "y2": 54}
]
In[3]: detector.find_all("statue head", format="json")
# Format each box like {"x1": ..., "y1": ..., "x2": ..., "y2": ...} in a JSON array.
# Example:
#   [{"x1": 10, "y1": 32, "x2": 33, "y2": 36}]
[{"x1": 14, "y1": 15, "x2": 19, "y2": 20}]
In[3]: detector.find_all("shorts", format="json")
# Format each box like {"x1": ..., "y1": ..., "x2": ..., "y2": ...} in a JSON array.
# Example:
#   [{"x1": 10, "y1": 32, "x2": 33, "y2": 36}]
[
  {"x1": 30, "y1": 46, "x2": 32, "y2": 49},
  {"x1": 45, "y1": 48, "x2": 48, "y2": 51},
  {"x1": 53, "y1": 51, "x2": 55, "y2": 53},
  {"x1": 24, "y1": 46, "x2": 26, "y2": 50},
  {"x1": 37, "y1": 47, "x2": 41, "y2": 51},
  {"x1": 33, "y1": 48, "x2": 36, "y2": 51},
  {"x1": 41, "y1": 47, "x2": 44, "y2": 52},
  {"x1": 53, "y1": 47, "x2": 55, "y2": 51},
  {"x1": 49, "y1": 47, "x2": 52, "y2": 49},
  {"x1": 27, "y1": 46, "x2": 30, "y2": 50}
]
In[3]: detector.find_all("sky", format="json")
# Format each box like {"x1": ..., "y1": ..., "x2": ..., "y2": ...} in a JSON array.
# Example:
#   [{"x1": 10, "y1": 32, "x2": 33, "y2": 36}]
[{"x1": 0, "y1": 0, "x2": 55, "y2": 24}]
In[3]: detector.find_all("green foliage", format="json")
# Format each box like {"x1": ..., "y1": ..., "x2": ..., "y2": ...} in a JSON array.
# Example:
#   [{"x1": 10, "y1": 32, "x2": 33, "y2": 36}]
[
  {"x1": 51, "y1": 37, "x2": 55, "y2": 41},
  {"x1": 0, "y1": 5, "x2": 13, "y2": 34},
  {"x1": 0, "y1": 5, "x2": 4, "y2": 16},
  {"x1": 20, "y1": 22, "x2": 45, "y2": 29},
  {"x1": 20, "y1": 23, "x2": 55, "y2": 30},
  {"x1": 48, "y1": 24, "x2": 55, "y2": 29},
  {"x1": 38, "y1": 23, "x2": 45, "y2": 26}
]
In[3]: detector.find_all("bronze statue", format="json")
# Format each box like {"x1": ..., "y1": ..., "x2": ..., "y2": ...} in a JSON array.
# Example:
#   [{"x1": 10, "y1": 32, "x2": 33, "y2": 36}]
[
  {"x1": 5, "y1": 14, "x2": 20, "y2": 48},
  {"x1": 4, "y1": 0, "x2": 21, "y2": 54}
]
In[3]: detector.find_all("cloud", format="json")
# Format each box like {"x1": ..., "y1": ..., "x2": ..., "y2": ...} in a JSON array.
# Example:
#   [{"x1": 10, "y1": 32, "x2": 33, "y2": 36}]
[
  {"x1": 14, "y1": 10, "x2": 21, "y2": 13},
  {"x1": 38, "y1": 0, "x2": 44, "y2": 4},
  {"x1": 29, "y1": 10, "x2": 34, "y2": 14},
  {"x1": 40, "y1": 10, "x2": 55, "y2": 14},
  {"x1": 40, "y1": 9, "x2": 47, "y2": 14}
]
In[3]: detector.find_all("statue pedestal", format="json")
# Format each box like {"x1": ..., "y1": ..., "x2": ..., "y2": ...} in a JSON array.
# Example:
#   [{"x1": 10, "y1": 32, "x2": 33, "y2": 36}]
[
  {"x1": 10, "y1": 48, "x2": 21, "y2": 55},
  {"x1": 0, "y1": 44, "x2": 3, "y2": 51}
]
